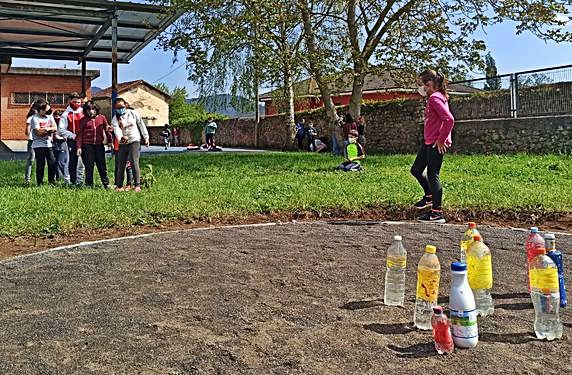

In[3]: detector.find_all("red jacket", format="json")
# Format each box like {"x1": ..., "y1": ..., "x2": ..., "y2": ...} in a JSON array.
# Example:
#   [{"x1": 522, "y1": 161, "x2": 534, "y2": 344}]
[{"x1": 76, "y1": 115, "x2": 111, "y2": 149}]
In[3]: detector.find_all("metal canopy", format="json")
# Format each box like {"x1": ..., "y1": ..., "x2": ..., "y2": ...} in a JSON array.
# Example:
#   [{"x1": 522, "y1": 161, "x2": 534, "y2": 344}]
[{"x1": 0, "y1": 0, "x2": 182, "y2": 63}]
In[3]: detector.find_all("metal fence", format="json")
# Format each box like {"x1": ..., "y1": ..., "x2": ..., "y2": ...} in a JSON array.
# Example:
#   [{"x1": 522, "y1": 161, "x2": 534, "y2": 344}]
[{"x1": 449, "y1": 64, "x2": 572, "y2": 120}]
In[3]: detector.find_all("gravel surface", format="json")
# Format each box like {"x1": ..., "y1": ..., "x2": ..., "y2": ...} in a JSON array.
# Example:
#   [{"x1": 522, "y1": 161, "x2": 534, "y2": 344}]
[{"x1": 0, "y1": 221, "x2": 570, "y2": 374}]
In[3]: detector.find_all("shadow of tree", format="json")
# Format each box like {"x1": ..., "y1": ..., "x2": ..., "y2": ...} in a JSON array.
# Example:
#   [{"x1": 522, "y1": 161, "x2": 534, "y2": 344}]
[
  {"x1": 363, "y1": 323, "x2": 414, "y2": 335},
  {"x1": 387, "y1": 342, "x2": 437, "y2": 358},
  {"x1": 340, "y1": 300, "x2": 383, "y2": 310},
  {"x1": 480, "y1": 331, "x2": 536, "y2": 344}
]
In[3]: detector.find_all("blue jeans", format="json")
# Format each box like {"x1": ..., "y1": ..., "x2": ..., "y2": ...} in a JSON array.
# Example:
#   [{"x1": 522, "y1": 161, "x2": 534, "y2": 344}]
[{"x1": 53, "y1": 140, "x2": 70, "y2": 183}]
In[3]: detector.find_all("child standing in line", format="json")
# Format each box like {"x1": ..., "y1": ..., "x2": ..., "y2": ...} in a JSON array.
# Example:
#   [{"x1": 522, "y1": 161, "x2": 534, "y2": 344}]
[
  {"x1": 52, "y1": 110, "x2": 70, "y2": 184},
  {"x1": 411, "y1": 70, "x2": 455, "y2": 224},
  {"x1": 23, "y1": 103, "x2": 37, "y2": 184},
  {"x1": 29, "y1": 99, "x2": 58, "y2": 185}
]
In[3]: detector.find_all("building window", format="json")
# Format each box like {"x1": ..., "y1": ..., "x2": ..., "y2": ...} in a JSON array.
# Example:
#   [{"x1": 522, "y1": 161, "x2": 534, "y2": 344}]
[{"x1": 11, "y1": 92, "x2": 68, "y2": 105}]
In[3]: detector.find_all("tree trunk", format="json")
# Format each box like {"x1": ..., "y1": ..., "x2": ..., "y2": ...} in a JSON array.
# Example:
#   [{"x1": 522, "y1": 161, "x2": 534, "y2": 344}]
[
  {"x1": 284, "y1": 60, "x2": 296, "y2": 143},
  {"x1": 298, "y1": 0, "x2": 340, "y2": 154},
  {"x1": 348, "y1": 64, "x2": 367, "y2": 119}
]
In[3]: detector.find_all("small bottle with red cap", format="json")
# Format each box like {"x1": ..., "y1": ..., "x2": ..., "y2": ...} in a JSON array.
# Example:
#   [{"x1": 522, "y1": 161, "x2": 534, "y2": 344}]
[
  {"x1": 431, "y1": 306, "x2": 454, "y2": 354},
  {"x1": 460, "y1": 222, "x2": 481, "y2": 263}
]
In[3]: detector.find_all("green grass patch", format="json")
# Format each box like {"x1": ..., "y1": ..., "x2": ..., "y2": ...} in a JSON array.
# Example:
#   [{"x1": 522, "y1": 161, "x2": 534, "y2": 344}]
[{"x1": 0, "y1": 152, "x2": 570, "y2": 236}]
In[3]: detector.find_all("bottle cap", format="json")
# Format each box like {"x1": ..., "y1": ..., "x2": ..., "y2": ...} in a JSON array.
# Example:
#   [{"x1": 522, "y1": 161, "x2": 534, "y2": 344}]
[
  {"x1": 394, "y1": 235, "x2": 402, "y2": 241},
  {"x1": 544, "y1": 233, "x2": 555, "y2": 240},
  {"x1": 468, "y1": 222, "x2": 476, "y2": 228},
  {"x1": 451, "y1": 261, "x2": 467, "y2": 271},
  {"x1": 425, "y1": 245, "x2": 437, "y2": 254},
  {"x1": 432, "y1": 306, "x2": 443, "y2": 314},
  {"x1": 530, "y1": 227, "x2": 539, "y2": 233},
  {"x1": 473, "y1": 234, "x2": 482, "y2": 241}
]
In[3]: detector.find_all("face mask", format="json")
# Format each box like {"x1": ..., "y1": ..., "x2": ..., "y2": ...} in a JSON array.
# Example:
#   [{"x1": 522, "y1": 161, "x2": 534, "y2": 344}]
[
  {"x1": 88, "y1": 110, "x2": 97, "y2": 117},
  {"x1": 348, "y1": 137, "x2": 357, "y2": 144},
  {"x1": 418, "y1": 86, "x2": 427, "y2": 97},
  {"x1": 70, "y1": 102, "x2": 81, "y2": 110},
  {"x1": 116, "y1": 108, "x2": 126, "y2": 116}
]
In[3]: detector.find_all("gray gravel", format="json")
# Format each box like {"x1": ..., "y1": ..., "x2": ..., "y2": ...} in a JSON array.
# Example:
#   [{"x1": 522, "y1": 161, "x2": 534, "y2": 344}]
[{"x1": 0, "y1": 221, "x2": 570, "y2": 374}]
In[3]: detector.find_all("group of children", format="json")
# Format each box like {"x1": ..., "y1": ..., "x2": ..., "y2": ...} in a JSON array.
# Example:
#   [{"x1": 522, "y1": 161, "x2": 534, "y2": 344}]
[
  {"x1": 25, "y1": 92, "x2": 149, "y2": 191},
  {"x1": 295, "y1": 119, "x2": 327, "y2": 153}
]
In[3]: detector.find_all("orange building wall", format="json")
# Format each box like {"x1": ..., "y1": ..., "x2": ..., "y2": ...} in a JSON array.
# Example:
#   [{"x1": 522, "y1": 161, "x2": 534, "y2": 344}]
[
  {"x1": 263, "y1": 91, "x2": 421, "y2": 116},
  {"x1": 0, "y1": 74, "x2": 92, "y2": 140}
]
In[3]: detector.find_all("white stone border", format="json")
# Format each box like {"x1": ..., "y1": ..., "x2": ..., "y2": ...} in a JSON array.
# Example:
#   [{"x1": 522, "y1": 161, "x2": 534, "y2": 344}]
[{"x1": 1, "y1": 220, "x2": 569, "y2": 265}]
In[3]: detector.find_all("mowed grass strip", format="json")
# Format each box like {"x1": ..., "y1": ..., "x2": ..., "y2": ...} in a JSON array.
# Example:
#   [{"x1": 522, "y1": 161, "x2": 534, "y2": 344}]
[{"x1": 0, "y1": 152, "x2": 570, "y2": 236}]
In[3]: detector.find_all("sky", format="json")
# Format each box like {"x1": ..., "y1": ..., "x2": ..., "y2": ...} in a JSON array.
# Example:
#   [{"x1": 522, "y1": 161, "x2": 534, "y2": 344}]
[{"x1": 11, "y1": 15, "x2": 572, "y2": 97}]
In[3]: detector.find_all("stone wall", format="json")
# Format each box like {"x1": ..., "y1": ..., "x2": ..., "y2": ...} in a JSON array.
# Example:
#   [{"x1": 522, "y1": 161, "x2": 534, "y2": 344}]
[
  {"x1": 148, "y1": 99, "x2": 572, "y2": 154},
  {"x1": 453, "y1": 115, "x2": 572, "y2": 154}
]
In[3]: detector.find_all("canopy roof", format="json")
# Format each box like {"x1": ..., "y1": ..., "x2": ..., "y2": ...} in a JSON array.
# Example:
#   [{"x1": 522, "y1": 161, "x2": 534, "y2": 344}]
[{"x1": 0, "y1": 0, "x2": 181, "y2": 63}]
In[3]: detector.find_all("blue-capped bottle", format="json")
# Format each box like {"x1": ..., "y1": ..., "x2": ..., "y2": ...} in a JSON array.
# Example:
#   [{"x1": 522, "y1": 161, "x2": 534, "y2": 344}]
[
  {"x1": 545, "y1": 233, "x2": 567, "y2": 308},
  {"x1": 449, "y1": 261, "x2": 478, "y2": 348}
]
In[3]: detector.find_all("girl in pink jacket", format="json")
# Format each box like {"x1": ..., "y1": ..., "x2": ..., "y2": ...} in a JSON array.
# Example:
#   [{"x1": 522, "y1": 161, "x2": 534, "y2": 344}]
[{"x1": 411, "y1": 70, "x2": 455, "y2": 223}]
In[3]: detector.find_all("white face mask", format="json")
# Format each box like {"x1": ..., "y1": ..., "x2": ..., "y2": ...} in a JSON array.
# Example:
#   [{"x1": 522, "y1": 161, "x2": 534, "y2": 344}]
[{"x1": 418, "y1": 86, "x2": 427, "y2": 97}]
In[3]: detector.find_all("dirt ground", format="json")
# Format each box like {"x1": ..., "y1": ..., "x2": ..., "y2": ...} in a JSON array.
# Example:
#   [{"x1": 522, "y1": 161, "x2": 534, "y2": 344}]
[{"x1": 0, "y1": 221, "x2": 570, "y2": 374}]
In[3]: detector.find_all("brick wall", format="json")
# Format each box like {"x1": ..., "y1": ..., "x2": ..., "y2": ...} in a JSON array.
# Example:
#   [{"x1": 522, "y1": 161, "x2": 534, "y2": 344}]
[
  {"x1": 0, "y1": 74, "x2": 91, "y2": 140},
  {"x1": 199, "y1": 99, "x2": 572, "y2": 154}
]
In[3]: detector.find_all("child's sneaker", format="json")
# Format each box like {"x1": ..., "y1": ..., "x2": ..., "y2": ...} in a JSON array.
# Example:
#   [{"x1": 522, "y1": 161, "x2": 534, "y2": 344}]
[
  {"x1": 115, "y1": 186, "x2": 125, "y2": 192},
  {"x1": 413, "y1": 196, "x2": 432, "y2": 210},
  {"x1": 125, "y1": 185, "x2": 132, "y2": 191},
  {"x1": 417, "y1": 210, "x2": 446, "y2": 224},
  {"x1": 134, "y1": 186, "x2": 142, "y2": 192}
]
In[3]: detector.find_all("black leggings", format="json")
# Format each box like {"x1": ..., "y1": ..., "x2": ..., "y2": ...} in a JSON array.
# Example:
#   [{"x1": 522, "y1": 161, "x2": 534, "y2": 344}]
[
  {"x1": 82, "y1": 144, "x2": 109, "y2": 187},
  {"x1": 410, "y1": 144, "x2": 444, "y2": 210},
  {"x1": 34, "y1": 147, "x2": 56, "y2": 185},
  {"x1": 115, "y1": 142, "x2": 141, "y2": 188}
]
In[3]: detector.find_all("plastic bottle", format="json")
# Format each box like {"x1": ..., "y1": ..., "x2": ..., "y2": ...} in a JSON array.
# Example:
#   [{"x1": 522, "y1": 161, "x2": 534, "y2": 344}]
[
  {"x1": 529, "y1": 247, "x2": 563, "y2": 340},
  {"x1": 414, "y1": 245, "x2": 440, "y2": 330},
  {"x1": 466, "y1": 235, "x2": 494, "y2": 317},
  {"x1": 526, "y1": 227, "x2": 545, "y2": 292},
  {"x1": 545, "y1": 233, "x2": 567, "y2": 308},
  {"x1": 384, "y1": 235, "x2": 407, "y2": 306},
  {"x1": 449, "y1": 261, "x2": 478, "y2": 348},
  {"x1": 460, "y1": 222, "x2": 480, "y2": 263},
  {"x1": 431, "y1": 306, "x2": 454, "y2": 354}
]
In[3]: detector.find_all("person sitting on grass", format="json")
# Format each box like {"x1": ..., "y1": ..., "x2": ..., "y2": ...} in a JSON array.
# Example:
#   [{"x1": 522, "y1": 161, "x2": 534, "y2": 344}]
[{"x1": 339, "y1": 129, "x2": 365, "y2": 172}]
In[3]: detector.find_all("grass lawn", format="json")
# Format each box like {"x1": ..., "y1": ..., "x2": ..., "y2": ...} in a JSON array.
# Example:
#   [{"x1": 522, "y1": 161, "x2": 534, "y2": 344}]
[{"x1": 0, "y1": 152, "x2": 570, "y2": 236}]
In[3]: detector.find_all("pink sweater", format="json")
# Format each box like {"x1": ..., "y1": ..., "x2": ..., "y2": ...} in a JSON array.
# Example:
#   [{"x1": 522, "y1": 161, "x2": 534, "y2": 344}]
[{"x1": 424, "y1": 92, "x2": 455, "y2": 146}]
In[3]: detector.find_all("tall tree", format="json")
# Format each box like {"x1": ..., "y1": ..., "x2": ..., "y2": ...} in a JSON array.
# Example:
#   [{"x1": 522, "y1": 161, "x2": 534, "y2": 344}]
[{"x1": 483, "y1": 52, "x2": 501, "y2": 91}]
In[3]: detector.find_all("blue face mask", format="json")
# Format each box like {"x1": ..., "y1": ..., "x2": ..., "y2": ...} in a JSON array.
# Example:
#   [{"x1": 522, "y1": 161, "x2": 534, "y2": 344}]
[{"x1": 116, "y1": 108, "x2": 126, "y2": 116}]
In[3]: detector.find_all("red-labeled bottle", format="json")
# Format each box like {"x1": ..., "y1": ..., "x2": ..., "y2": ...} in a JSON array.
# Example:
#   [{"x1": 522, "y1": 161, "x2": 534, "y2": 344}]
[{"x1": 431, "y1": 306, "x2": 454, "y2": 354}]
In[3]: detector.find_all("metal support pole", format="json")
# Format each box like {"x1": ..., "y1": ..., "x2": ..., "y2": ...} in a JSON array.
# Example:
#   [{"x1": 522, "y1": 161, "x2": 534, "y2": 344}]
[
  {"x1": 111, "y1": 11, "x2": 118, "y2": 116},
  {"x1": 510, "y1": 73, "x2": 518, "y2": 118},
  {"x1": 81, "y1": 59, "x2": 87, "y2": 97}
]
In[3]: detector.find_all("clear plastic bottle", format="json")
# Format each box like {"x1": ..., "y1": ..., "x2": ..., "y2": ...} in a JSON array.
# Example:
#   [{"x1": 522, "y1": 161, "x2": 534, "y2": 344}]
[
  {"x1": 545, "y1": 233, "x2": 567, "y2": 308},
  {"x1": 526, "y1": 227, "x2": 545, "y2": 292},
  {"x1": 449, "y1": 261, "x2": 478, "y2": 348},
  {"x1": 466, "y1": 234, "x2": 494, "y2": 317},
  {"x1": 529, "y1": 247, "x2": 563, "y2": 340},
  {"x1": 460, "y1": 222, "x2": 480, "y2": 263},
  {"x1": 384, "y1": 235, "x2": 407, "y2": 306},
  {"x1": 431, "y1": 306, "x2": 454, "y2": 354},
  {"x1": 414, "y1": 245, "x2": 440, "y2": 330}
]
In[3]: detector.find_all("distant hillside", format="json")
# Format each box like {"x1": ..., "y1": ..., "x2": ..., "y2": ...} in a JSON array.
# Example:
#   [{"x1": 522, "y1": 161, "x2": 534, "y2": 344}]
[
  {"x1": 187, "y1": 94, "x2": 264, "y2": 118},
  {"x1": 91, "y1": 86, "x2": 103, "y2": 95}
]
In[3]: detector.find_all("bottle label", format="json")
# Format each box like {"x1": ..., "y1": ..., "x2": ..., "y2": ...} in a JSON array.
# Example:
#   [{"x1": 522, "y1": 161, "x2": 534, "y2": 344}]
[
  {"x1": 450, "y1": 309, "x2": 478, "y2": 339},
  {"x1": 530, "y1": 268, "x2": 559, "y2": 292},
  {"x1": 416, "y1": 269, "x2": 440, "y2": 302},
  {"x1": 387, "y1": 256, "x2": 406, "y2": 269},
  {"x1": 467, "y1": 254, "x2": 493, "y2": 290}
]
